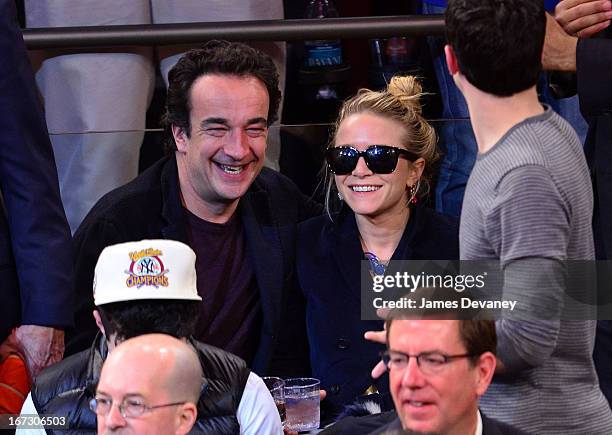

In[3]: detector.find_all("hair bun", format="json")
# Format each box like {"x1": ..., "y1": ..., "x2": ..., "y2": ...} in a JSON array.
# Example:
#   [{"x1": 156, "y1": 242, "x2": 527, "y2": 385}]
[{"x1": 387, "y1": 75, "x2": 424, "y2": 115}]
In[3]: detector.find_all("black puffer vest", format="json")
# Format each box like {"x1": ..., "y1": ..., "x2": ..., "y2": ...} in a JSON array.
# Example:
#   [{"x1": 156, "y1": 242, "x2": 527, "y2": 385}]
[{"x1": 31, "y1": 334, "x2": 250, "y2": 434}]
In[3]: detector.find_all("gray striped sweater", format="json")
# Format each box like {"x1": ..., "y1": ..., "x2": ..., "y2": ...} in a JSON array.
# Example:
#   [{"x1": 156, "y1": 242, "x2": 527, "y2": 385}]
[{"x1": 460, "y1": 107, "x2": 612, "y2": 434}]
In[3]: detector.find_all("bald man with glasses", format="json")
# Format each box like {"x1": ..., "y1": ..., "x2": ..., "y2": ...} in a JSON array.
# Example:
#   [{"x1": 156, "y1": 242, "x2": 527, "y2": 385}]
[{"x1": 91, "y1": 334, "x2": 201, "y2": 435}]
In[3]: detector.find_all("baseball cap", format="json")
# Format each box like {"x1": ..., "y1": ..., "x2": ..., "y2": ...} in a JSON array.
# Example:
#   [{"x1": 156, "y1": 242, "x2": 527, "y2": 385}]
[{"x1": 93, "y1": 239, "x2": 202, "y2": 306}]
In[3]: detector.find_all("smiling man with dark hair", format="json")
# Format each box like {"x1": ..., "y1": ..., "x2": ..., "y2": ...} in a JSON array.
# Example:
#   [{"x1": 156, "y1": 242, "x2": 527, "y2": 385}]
[{"x1": 68, "y1": 41, "x2": 320, "y2": 379}]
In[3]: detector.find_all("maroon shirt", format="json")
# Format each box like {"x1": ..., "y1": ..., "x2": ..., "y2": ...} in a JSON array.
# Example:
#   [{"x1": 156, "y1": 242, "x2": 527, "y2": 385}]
[{"x1": 184, "y1": 208, "x2": 262, "y2": 364}]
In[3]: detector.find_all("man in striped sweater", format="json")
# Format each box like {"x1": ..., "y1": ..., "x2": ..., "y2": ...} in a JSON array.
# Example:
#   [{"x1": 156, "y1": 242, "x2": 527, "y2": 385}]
[{"x1": 445, "y1": 0, "x2": 612, "y2": 433}]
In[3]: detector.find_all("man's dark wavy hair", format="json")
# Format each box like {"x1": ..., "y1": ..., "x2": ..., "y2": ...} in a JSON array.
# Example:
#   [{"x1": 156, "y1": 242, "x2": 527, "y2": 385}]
[
  {"x1": 445, "y1": 0, "x2": 545, "y2": 96},
  {"x1": 97, "y1": 299, "x2": 200, "y2": 342},
  {"x1": 161, "y1": 39, "x2": 281, "y2": 153}
]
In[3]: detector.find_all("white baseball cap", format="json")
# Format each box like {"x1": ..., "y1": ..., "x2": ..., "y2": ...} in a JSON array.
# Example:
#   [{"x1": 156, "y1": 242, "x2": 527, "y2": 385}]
[{"x1": 93, "y1": 239, "x2": 202, "y2": 306}]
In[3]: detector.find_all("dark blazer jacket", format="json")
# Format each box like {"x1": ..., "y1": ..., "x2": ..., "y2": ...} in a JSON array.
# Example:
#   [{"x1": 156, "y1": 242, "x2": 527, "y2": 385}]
[
  {"x1": 576, "y1": 35, "x2": 612, "y2": 259},
  {"x1": 297, "y1": 205, "x2": 459, "y2": 415},
  {"x1": 369, "y1": 413, "x2": 531, "y2": 435},
  {"x1": 578, "y1": 31, "x2": 612, "y2": 261},
  {"x1": 0, "y1": 0, "x2": 73, "y2": 341},
  {"x1": 320, "y1": 410, "x2": 397, "y2": 435},
  {"x1": 69, "y1": 155, "x2": 320, "y2": 376},
  {"x1": 576, "y1": 31, "x2": 612, "y2": 405}
]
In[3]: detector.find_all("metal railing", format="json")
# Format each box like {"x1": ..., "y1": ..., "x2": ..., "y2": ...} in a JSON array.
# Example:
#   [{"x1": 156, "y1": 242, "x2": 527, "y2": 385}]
[{"x1": 22, "y1": 15, "x2": 445, "y2": 49}]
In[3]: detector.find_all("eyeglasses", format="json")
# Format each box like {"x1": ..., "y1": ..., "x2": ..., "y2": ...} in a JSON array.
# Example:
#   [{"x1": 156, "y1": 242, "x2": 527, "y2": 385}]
[
  {"x1": 325, "y1": 145, "x2": 418, "y2": 175},
  {"x1": 89, "y1": 397, "x2": 186, "y2": 419},
  {"x1": 381, "y1": 350, "x2": 475, "y2": 375}
]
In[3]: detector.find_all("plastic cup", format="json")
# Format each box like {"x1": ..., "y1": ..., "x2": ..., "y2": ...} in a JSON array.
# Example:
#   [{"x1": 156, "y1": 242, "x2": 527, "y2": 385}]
[{"x1": 284, "y1": 377, "x2": 320, "y2": 432}]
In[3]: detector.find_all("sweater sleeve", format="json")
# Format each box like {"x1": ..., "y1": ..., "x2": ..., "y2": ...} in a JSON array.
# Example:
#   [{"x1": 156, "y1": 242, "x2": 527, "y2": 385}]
[
  {"x1": 486, "y1": 165, "x2": 569, "y2": 372},
  {"x1": 495, "y1": 258, "x2": 564, "y2": 371}
]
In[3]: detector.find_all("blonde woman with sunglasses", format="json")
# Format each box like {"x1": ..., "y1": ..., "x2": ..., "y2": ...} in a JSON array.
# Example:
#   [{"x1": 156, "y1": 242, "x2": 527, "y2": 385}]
[{"x1": 296, "y1": 76, "x2": 459, "y2": 419}]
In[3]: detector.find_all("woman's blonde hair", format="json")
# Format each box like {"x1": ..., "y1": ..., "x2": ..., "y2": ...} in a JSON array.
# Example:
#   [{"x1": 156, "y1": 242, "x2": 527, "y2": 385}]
[{"x1": 324, "y1": 75, "x2": 439, "y2": 216}]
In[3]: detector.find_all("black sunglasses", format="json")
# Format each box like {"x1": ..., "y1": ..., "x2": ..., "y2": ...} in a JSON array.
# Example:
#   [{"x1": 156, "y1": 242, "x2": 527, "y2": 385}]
[{"x1": 325, "y1": 145, "x2": 418, "y2": 175}]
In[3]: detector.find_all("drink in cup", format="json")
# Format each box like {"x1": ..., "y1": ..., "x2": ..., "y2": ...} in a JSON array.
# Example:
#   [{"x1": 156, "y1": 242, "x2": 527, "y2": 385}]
[
  {"x1": 262, "y1": 376, "x2": 286, "y2": 426},
  {"x1": 284, "y1": 377, "x2": 320, "y2": 432}
]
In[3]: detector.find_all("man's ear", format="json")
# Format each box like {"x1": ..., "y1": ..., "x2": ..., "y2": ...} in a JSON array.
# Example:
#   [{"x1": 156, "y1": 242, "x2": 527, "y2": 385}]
[
  {"x1": 474, "y1": 352, "x2": 496, "y2": 397},
  {"x1": 175, "y1": 402, "x2": 197, "y2": 435},
  {"x1": 172, "y1": 125, "x2": 189, "y2": 153},
  {"x1": 93, "y1": 310, "x2": 105, "y2": 336},
  {"x1": 444, "y1": 44, "x2": 460, "y2": 76}
]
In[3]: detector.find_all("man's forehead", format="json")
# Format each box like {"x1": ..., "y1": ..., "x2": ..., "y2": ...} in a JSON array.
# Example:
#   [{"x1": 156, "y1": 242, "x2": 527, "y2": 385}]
[
  {"x1": 189, "y1": 73, "x2": 269, "y2": 100},
  {"x1": 101, "y1": 349, "x2": 170, "y2": 389},
  {"x1": 98, "y1": 369, "x2": 168, "y2": 402},
  {"x1": 390, "y1": 319, "x2": 462, "y2": 347},
  {"x1": 188, "y1": 74, "x2": 269, "y2": 121}
]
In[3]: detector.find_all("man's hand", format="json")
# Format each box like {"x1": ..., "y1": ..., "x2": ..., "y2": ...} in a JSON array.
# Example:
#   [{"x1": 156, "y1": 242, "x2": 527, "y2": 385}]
[
  {"x1": 543, "y1": 13, "x2": 579, "y2": 72},
  {"x1": 555, "y1": 0, "x2": 612, "y2": 38},
  {"x1": 364, "y1": 330, "x2": 388, "y2": 379},
  {"x1": 364, "y1": 308, "x2": 391, "y2": 379},
  {"x1": 14, "y1": 325, "x2": 64, "y2": 378}
]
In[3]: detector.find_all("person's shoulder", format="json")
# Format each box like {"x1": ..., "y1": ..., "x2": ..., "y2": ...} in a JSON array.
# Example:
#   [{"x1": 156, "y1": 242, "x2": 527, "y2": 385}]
[
  {"x1": 413, "y1": 206, "x2": 459, "y2": 253},
  {"x1": 76, "y1": 157, "x2": 170, "y2": 231},
  {"x1": 482, "y1": 413, "x2": 533, "y2": 435},
  {"x1": 297, "y1": 210, "x2": 344, "y2": 254},
  {"x1": 91, "y1": 158, "x2": 168, "y2": 213},
  {"x1": 299, "y1": 213, "x2": 333, "y2": 235},
  {"x1": 418, "y1": 206, "x2": 458, "y2": 231},
  {"x1": 538, "y1": 108, "x2": 583, "y2": 147},
  {"x1": 503, "y1": 107, "x2": 581, "y2": 165},
  {"x1": 191, "y1": 339, "x2": 249, "y2": 374},
  {"x1": 253, "y1": 167, "x2": 301, "y2": 193},
  {"x1": 240, "y1": 372, "x2": 271, "y2": 399},
  {"x1": 251, "y1": 167, "x2": 323, "y2": 219},
  {"x1": 366, "y1": 416, "x2": 403, "y2": 435},
  {"x1": 480, "y1": 112, "x2": 557, "y2": 172},
  {"x1": 32, "y1": 348, "x2": 93, "y2": 406},
  {"x1": 320, "y1": 411, "x2": 398, "y2": 435}
]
